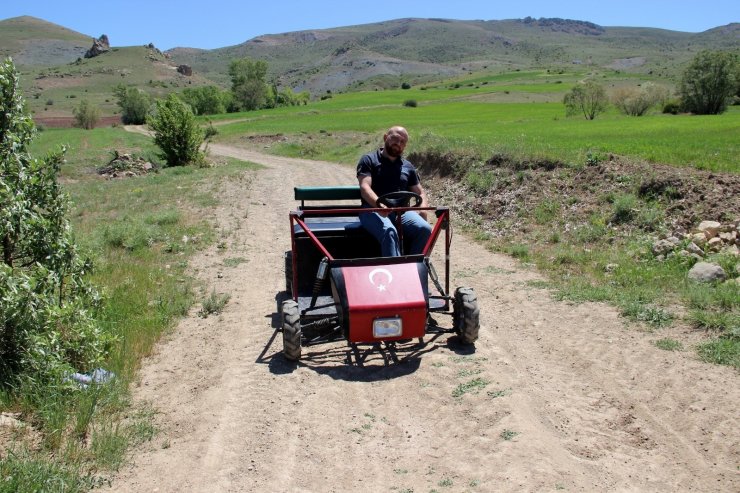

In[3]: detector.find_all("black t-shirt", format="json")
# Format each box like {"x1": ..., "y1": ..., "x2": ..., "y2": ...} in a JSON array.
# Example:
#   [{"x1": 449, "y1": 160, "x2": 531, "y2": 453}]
[{"x1": 356, "y1": 149, "x2": 420, "y2": 206}]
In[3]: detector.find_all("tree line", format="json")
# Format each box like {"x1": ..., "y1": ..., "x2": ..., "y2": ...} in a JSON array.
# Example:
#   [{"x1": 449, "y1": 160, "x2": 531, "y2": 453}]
[{"x1": 563, "y1": 50, "x2": 740, "y2": 120}]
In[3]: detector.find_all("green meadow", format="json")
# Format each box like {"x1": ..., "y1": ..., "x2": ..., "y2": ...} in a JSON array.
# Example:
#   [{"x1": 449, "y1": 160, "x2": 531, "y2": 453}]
[{"x1": 209, "y1": 73, "x2": 739, "y2": 173}]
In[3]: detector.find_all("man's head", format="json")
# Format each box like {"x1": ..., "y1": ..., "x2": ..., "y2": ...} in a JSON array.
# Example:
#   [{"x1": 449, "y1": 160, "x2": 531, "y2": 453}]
[{"x1": 382, "y1": 126, "x2": 409, "y2": 159}]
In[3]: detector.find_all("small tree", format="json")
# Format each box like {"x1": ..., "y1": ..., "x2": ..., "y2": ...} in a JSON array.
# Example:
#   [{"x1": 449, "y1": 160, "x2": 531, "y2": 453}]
[
  {"x1": 72, "y1": 98, "x2": 100, "y2": 129},
  {"x1": 1, "y1": 58, "x2": 112, "y2": 384},
  {"x1": 113, "y1": 84, "x2": 152, "y2": 124},
  {"x1": 147, "y1": 94, "x2": 204, "y2": 167},
  {"x1": 229, "y1": 58, "x2": 269, "y2": 111},
  {"x1": 564, "y1": 80, "x2": 608, "y2": 120},
  {"x1": 612, "y1": 83, "x2": 670, "y2": 116},
  {"x1": 679, "y1": 50, "x2": 739, "y2": 115}
]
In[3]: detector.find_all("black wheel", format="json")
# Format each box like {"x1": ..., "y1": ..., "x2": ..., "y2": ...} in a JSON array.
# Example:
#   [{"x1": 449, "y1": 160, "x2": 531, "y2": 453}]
[
  {"x1": 376, "y1": 191, "x2": 422, "y2": 208},
  {"x1": 453, "y1": 287, "x2": 480, "y2": 344},
  {"x1": 281, "y1": 299, "x2": 302, "y2": 361},
  {"x1": 284, "y1": 250, "x2": 293, "y2": 296}
]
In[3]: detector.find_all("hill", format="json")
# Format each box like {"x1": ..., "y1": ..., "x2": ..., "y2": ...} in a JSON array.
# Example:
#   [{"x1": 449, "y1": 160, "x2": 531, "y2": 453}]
[
  {"x1": 1, "y1": 15, "x2": 738, "y2": 118},
  {"x1": 166, "y1": 17, "x2": 740, "y2": 93}
]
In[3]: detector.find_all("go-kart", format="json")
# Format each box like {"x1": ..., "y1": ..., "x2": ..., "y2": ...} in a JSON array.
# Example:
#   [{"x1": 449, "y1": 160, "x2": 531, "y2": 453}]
[{"x1": 281, "y1": 186, "x2": 479, "y2": 361}]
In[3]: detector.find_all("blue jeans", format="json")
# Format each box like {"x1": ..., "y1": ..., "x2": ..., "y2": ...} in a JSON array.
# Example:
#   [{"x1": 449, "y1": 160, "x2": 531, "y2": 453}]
[{"x1": 359, "y1": 209, "x2": 432, "y2": 256}]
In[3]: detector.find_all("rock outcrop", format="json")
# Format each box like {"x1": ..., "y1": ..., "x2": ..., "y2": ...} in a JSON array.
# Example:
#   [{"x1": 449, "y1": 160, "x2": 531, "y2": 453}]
[{"x1": 84, "y1": 34, "x2": 110, "y2": 58}]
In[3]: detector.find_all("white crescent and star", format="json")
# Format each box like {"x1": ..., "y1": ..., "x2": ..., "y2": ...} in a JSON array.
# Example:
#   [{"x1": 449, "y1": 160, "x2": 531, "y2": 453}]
[{"x1": 368, "y1": 268, "x2": 393, "y2": 292}]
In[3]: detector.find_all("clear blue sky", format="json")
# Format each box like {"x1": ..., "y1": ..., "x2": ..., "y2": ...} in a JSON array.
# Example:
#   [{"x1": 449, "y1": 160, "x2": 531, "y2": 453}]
[{"x1": 2, "y1": 1, "x2": 738, "y2": 50}]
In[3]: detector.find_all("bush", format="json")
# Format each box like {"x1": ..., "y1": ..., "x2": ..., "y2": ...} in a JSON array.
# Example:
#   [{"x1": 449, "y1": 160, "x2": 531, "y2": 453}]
[
  {"x1": 679, "y1": 50, "x2": 739, "y2": 115},
  {"x1": 113, "y1": 84, "x2": 152, "y2": 124},
  {"x1": 662, "y1": 100, "x2": 681, "y2": 114},
  {"x1": 564, "y1": 80, "x2": 608, "y2": 120},
  {"x1": 403, "y1": 99, "x2": 418, "y2": 107},
  {"x1": 401, "y1": 82, "x2": 411, "y2": 89},
  {"x1": 146, "y1": 94, "x2": 204, "y2": 167},
  {"x1": 1, "y1": 58, "x2": 113, "y2": 385},
  {"x1": 72, "y1": 99, "x2": 100, "y2": 129},
  {"x1": 612, "y1": 83, "x2": 669, "y2": 116}
]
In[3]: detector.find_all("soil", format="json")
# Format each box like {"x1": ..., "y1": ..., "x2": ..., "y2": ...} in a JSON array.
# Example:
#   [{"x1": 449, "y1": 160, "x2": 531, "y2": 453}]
[{"x1": 109, "y1": 137, "x2": 739, "y2": 492}]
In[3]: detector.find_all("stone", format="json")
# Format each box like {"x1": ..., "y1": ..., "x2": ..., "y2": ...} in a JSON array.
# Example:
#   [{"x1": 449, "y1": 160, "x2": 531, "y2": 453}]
[
  {"x1": 707, "y1": 237, "x2": 723, "y2": 252},
  {"x1": 177, "y1": 64, "x2": 193, "y2": 76},
  {"x1": 687, "y1": 262, "x2": 727, "y2": 283},
  {"x1": 84, "y1": 34, "x2": 110, "y2": 58},
  {"x1": 685, "y1": 242, "x2": 704, "y2": 256},
  {"x1": 691, "y1": 233, "x2": 707, "y2": 247},
  {"x1": 605, "y1": 263, "x2": 619, "y2": 273},
  {"x1": 652, "y1": 239, "x2": 676, "y2": 256},
  {"x1": 697, "y1": 220, "x2": 721, "y2": 239}
]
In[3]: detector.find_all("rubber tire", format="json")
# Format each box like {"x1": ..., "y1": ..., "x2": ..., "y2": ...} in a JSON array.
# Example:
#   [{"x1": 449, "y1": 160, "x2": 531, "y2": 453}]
[
  {"x1": 284, "y1": 251, "x2": 293, "y2": 296},
  {"x1": 281, "y1": 299, "x2": 302, "y2": 361},
  {"x1": 453, "y1": 287, "x2": 480, "y2": 345}
]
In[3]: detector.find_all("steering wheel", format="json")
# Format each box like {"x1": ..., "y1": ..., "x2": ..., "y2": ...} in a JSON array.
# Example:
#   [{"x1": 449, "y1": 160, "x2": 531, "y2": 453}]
[{"x1": 376, "y1": 191, "x2": 422, "y2": 208}]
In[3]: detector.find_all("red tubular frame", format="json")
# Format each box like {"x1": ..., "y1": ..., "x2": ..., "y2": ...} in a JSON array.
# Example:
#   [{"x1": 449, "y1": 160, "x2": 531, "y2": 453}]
[{"x1": 289, "y1": 206, "x2": 449, "y2": 302}]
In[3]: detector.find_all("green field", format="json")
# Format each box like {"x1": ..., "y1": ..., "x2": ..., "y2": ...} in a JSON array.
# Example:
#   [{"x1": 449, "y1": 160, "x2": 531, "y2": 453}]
[{"x1": 210, "y1": 78, "x2": 740, "y2": 173}]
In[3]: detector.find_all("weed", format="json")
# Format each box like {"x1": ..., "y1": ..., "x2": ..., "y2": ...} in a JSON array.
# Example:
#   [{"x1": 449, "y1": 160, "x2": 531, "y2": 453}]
[
  {"x1": 654, "y1": 338, "x2": 683, "y2": 351},
  {"x1": 198, "y1": 290, "x2": 231, "y2": 318},
  {"x1": 487, "y1": 388, "x2": 512, "y2": 399},
  {"x1": 500, "y1": 429, "x2": 519, "y2": 440},
  {"x1": 697, "y1": 337, "x2": 740, "y2": 369},
  {"x1": 610, "y1": 193, "x2": 638, "y2": 224},
  {"x1": 438, "y1": 477, "x2": 454, "y2": 487},
  {"x1": 508, "y1": 244, "x2": 530, "y2": 260},
  {"x1": 452, "y1": 378, "x2": 490, "y2": 397},
  {"x1": 457, "y1": 368, "x2": 483, "y2": 377},
  {"x1": 621, "y1": 302, "x2": 673, "y2": 328},
  {"x1": 394, "y1": 468, "x2": 409, "y2": 474}
]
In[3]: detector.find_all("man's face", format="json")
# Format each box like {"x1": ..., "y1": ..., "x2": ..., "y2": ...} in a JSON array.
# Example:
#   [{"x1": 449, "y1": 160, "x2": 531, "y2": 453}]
[{"x1": 383, "y1": 131, "x2": 408, "y2": 159}]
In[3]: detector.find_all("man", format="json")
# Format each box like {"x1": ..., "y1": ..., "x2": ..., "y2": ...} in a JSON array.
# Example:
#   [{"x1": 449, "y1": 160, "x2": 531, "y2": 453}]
[{"x1": 357, "y1": 126, "x2": 432, "y2": 256}]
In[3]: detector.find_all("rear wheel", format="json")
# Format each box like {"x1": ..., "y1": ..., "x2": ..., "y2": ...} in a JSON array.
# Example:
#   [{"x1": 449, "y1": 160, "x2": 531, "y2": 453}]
[
  {"x1": 281, "y1": 299, "x2": 301, "y2": 361},
  {"x1": 453, "y1": 287, "x2": 480, "y2": 344}
]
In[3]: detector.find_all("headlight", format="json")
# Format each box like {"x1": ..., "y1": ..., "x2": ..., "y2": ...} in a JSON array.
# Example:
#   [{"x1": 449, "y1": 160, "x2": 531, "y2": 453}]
[{"x1": 373, "y1": 317, "x2": 402, "y2": 338}]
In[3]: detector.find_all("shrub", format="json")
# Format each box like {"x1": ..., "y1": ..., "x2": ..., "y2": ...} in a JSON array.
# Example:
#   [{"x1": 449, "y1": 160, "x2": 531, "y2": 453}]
[
  {"x1": 564, "y1": 80, "x2": 608, "y2": 120},
  {"x1": 146, "y1": 94, "x2": 204, "y2": 167},
  {"x1": 113, "y1": 84, "x2": 152, "y2": 124},
  {"x1": 662, "y1": 100, "x2": 681, "y2": 114},
  {"x1": 612, "y1": 83, "x2": 669, "y2": 116},
  {"x1": 679, "y1": 50, "x2": 739, "y2": 115},
  {"x1": 1, "y1": 58, "x2": 113, "y2": 385},
  {"x1": 403, "y1": 99, "x2": 418, "y2": 107},
  {"x1": 73, "y1": 99, "x2": 100, "y2": 129},
  {"x1": 401, "y1": 82, "x2": 411, "y2": 89}
]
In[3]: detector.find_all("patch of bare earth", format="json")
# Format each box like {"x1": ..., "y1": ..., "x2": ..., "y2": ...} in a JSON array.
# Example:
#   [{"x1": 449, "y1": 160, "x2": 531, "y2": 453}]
[{"x1": 109, "y1": 139, "x2": 738, "y2": 492}]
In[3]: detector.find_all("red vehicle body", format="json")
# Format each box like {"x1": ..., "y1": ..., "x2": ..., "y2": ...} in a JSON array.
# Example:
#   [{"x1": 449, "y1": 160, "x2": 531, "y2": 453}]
[{"x1": 280, "y1": 186, "x2": 479, "y2": 361}]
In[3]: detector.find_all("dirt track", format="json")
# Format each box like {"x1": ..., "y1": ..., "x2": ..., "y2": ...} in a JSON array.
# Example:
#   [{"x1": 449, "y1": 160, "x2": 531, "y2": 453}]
[{"x1": 111, "y1": 138, "x2": 739, "y2": 492}]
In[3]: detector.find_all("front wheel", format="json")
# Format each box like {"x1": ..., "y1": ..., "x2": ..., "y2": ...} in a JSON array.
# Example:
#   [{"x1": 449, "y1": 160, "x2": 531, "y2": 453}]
[
  {"x1": 281, "y1": 300, "x2": 301, "y2": 361},
  {"x1": 453, "y1": 287, "x2": 480, "y2": 344}
]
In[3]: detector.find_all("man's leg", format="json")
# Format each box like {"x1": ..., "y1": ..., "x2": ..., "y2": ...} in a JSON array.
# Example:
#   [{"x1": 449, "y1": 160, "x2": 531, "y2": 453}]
[
  {"x1": 401, "y1": 211, "x2": 432, "y2": 255},
  {"x1": 359, "y1": 212, "x2": 401, "y2": 256}
]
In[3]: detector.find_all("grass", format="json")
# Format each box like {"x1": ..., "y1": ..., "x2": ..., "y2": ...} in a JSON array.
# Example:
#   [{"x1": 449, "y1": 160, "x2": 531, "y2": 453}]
[{"x1": 0, "y1": 126, "x2": 259, "y2": 489}]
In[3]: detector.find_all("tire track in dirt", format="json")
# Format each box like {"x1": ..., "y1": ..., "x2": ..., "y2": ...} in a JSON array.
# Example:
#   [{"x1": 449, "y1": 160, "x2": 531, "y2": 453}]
[{"x1": 111, "y1": 134, "x2": 738, "y2": 492}]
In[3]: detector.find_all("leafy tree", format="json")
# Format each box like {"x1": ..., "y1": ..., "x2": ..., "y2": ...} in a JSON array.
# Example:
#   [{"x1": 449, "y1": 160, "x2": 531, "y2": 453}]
[
  {"x1": 180, "y1": 85, "x2": 227, "y2": 115},
  {"x1": 113, "y1": 84, "x2": 152, "y2": 124},
  {"x1": 679, "y1": 50, "x2": 739, "y2": 115},
  {"x1": 72, "y1": 98, "x2": 100, "y2": 129},
  {"x1": 1, "y1": 58, "x2": 112, "y2": 384},
  {"x1": 611, "y1": 83, "x2": 670, "y2": 116},
  {"x1": 564, "y1": 80, "x2": 608, "y2": 120},
  {"x1": 229, "y1": 58, "x2": 269, "y2": 111},
  {"x1": 146, "y1": 94, "x2": 204, "y2": 167}
]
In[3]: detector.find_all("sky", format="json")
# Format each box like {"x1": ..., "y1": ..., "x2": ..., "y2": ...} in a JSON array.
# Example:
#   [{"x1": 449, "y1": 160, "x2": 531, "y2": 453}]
[{"x1": 2, "y1": 1, "x2": 738, "y2": 51}]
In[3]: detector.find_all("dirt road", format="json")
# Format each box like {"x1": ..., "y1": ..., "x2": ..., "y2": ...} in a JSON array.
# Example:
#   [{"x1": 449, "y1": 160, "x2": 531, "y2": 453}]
[{"x1": 111, "y1": 140, "x2": 738, "y2": 492}]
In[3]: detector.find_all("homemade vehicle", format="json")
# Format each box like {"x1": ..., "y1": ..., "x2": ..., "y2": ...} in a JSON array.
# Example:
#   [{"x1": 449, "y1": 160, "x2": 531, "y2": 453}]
[{"x1": 280, "y1": 186, "x2": 479, "y2": 361}]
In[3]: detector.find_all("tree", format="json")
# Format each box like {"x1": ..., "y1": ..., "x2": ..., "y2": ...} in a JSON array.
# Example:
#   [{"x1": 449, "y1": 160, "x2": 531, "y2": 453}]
[
  {"x1": 564, "y1": 80, "x2": 608, "y2": 120},
  {"x1": 73, "y1": 98, "x2": 100, "y2": 129},
  {"x1": 229, "y1": 58, "x2": 269, "y2": 111},
  {"x1": 113, "y1": 84, "x2": 152, "y2": 124},
  {"x1": 146, "y1": 94, "x2": 204, "y2": 167},
  {"x1": 1, "y1": 58, "x2": 112, "y2": 384},
  {"x1": 679, "y1": 50, "x2": 739, "y2": 115},
  {"x1": 180, "y1": 85, "x2": 227, "y2": 115},
  {"x1": 611, "y1": 83, "x2": 670, "y2": 116}
]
